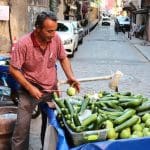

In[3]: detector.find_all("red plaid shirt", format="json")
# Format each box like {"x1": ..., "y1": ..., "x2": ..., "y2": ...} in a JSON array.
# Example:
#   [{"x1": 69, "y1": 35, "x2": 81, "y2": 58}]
[{"x1": 10, "y1": 31, "x2": 67, "y2": 90}]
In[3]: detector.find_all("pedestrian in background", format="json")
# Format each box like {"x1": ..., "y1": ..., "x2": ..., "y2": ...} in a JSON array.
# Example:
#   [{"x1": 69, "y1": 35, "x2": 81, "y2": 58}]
[
  {"x1": 114, "y1": 19, "x2": 119, "y2": 34},
  {"x1": 63, "y1": 4, "x2": 70, "y2": 20},
  {"x1": 9, "y1": 11, "x2": 80, "y2": 150}
]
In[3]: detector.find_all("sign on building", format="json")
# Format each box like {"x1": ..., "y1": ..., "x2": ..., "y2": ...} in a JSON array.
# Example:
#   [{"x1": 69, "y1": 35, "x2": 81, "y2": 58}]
[{"x1": 0, "y1": 6, "x2": 9, "y2": 21}]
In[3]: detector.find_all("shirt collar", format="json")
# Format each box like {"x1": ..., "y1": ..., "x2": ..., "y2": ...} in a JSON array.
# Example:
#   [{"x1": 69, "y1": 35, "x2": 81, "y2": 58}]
[
  {"x1": 31, "y1": 31, "x2": 52, "y2": 48},
  {"x1": 31, "y1": 31, "x2": 40, "y2": 47}
]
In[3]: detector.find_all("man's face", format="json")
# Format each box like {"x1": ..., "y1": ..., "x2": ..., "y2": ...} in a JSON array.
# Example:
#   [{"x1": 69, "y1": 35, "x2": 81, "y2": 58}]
[{"x1": 37, "y1": 18, "x2": 57, "y2": 42}]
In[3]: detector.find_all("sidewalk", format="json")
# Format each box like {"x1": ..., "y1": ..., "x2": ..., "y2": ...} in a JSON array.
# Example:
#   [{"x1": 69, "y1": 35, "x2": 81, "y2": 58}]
[{"x1": 124, "y1": 32, "x2": 150, "y2": 62}]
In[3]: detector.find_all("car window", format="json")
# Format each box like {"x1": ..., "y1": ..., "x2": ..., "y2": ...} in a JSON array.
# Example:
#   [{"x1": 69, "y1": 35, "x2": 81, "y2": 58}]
[
  {"x1": 72, "y1": 23, "x2": 76, "y2": 29},
  {"x1": 125, "y1": 18, "x2": 129, "y2": 21},
  {"x1": 103, "y1": 18, "x2": 110, "y2": 21},
  {"x1": 117, "y1": 16, "x2": 129, "y2": 22},
  {"x1": 72, "y1": 22, "x2": 78, "y2": 30},
  {"x1": 57, "y1": 23, "x2": 68, "y2": 32}
]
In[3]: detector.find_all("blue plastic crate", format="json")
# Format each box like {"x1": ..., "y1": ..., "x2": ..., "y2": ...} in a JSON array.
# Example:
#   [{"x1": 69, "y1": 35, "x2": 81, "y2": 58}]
[{"x1": 0, "y1": 65, "x2": 20, "y2": 91}]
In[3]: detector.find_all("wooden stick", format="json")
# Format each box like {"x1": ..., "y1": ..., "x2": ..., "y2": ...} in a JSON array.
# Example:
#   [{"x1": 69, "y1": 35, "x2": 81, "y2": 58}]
[{"x1": 58, "y1": 74, "x2": 113, "y2": 85}]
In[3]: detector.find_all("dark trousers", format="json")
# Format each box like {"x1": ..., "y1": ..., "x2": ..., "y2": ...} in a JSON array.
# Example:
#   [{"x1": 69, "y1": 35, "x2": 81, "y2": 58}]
[
  {"x1": 11, "y1": 89, "x2": 53, "y2": 150},
  {"x1": 39, "y1": 103, "x2": 48, "y2": 149}
]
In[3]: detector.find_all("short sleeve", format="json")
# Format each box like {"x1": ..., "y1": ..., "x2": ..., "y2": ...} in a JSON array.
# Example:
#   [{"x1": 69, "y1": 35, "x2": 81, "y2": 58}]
[{"x1": 10, "y1": 41, "x2": 26, "y2": 70}]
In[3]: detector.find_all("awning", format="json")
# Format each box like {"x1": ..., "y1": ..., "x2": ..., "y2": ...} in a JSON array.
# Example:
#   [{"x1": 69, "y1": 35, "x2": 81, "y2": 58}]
[
  {"x1": 123, "y1": 2, "x2": 136, "y2": 11},
  {"x1": 133, "y1": 8, "x2": 148, "y2": 14},
  {"x1": 123, "y1": 6, "x2": 136, "y2": 11}
]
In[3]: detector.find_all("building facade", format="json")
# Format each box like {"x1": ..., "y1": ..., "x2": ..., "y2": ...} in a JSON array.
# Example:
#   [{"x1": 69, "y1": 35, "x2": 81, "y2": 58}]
[
  {"x1": 0, "y1": 0, "x2": 49, "y2": 52},
  {"x1": 123, "y1": 0, "x2": 150, "y2": 41}
]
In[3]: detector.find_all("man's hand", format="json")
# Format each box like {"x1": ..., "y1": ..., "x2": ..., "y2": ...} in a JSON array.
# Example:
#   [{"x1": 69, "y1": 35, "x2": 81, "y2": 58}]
[
  {"x1": 9, "y1": 65, "x2": 43, "y2": 100},
  {"x1": 67, "y1": 78, "x2": 80, "y2": 93},
  {"x1": 28, "y1": 85, "x2": 43, "y2": 100}
]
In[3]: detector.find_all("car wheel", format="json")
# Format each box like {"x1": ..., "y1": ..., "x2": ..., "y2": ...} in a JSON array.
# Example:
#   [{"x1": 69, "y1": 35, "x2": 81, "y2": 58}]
[
  {"x1": 67, "y1": 50, "x2": 74, "y2": 58},
  {"x1": 75, "y1": 45, "x2": 78, "y2": 52},
  {"x1": 68, "y1": 53, "x2": 74, "y2": 58},
  {"x1": 79, "y1": 38, "x2": 83, "y2": 44}
]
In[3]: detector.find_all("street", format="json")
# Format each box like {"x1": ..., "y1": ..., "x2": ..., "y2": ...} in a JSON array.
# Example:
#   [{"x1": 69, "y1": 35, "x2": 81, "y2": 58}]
[
  {"x1": 57, "y1": 22, "x2": 150, "y2": 97},
  {"x1": 30, "y1": 21, "x2": 150, "y2": 149}
]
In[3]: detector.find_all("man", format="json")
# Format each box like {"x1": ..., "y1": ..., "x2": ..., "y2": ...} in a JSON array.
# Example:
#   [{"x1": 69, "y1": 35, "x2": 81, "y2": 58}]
[{"x1": 9, "y1": 11, "x2": 80, "y2": 150}]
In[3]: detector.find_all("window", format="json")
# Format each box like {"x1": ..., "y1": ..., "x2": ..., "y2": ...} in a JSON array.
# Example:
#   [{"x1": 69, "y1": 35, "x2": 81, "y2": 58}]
[{"x1": 57, "y1": 23, "x2": 68, "y2": 32}]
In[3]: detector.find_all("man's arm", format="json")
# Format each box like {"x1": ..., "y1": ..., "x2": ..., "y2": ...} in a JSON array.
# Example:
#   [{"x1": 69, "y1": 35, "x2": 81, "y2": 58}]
[
  {"x1": 59, "y1": 57, "x2": 80, "y2": 91},
  {"x1": 9, "y1": 65, "x2": 43, "y2": 99}
]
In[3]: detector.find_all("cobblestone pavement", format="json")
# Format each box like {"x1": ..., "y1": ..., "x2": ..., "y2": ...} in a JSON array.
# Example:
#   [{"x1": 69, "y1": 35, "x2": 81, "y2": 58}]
[{"x1": 30, "y1": 22, "x2": 150, "y2": 149}]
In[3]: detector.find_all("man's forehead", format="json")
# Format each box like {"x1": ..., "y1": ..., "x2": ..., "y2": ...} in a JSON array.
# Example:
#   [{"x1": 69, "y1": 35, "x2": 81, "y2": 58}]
[
  {"x1": 42, "y1": 19, "x2": 57, "y2": 30},
  {"x1": 43, "y1": 18, "x2": 57, "y2": 25}
]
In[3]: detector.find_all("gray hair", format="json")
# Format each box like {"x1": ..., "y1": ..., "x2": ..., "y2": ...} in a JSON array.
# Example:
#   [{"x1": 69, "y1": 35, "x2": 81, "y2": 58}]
[{"x1": 35, "y1": 11, "x2": 57, "y2": 28}]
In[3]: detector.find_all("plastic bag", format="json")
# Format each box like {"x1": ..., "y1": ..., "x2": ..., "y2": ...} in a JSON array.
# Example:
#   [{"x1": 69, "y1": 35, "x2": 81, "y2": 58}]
[{"x1": 41, "y1": 104, "x2": 69, "y2": 150}]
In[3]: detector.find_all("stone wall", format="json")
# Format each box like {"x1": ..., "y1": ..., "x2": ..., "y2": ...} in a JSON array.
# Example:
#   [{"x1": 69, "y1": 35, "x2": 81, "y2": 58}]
[
  {"x1": 0, "y1": 0, "x2": 49, "y2": 52},
  {"x1": 0, "y1": 0, "x2": 11, "y2": 52},
  {"x1": 57, "y1": 0, "x2": 64, "y2": 20}
]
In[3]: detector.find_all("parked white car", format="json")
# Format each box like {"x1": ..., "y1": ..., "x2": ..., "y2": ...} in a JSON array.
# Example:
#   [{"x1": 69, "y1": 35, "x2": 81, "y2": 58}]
[
  {"x1": 71, "y1": 21, "x2": 84, "y2": 44},
  {"x1": 102, "y1": 16, "x2": 111, "y2": 26},
  {"x1": 57, "y1": 20, "x2": 79, "y2": 57}
]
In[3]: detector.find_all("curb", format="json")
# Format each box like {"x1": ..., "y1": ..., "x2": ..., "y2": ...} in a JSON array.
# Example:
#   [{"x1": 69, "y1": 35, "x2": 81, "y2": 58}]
[
  {"x1": 124, "y1": 33, "x2": 150, "y2": 62},
  {"x1": 83, "y1": 19, "x2": 99, "y2": 36}
]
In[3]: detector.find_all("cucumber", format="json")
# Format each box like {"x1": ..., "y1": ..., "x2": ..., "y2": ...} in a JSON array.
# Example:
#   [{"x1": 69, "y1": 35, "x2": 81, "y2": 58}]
[
  {"x1": 79, "y1": 97, "x2": 90, "y2": 114},
  {"x1": 120, "y1": 99, "x2": 143, "y2": 108},
  {"x1": 53, "y1": 92, "x2": 59, "y2": 99},
  {"x1": 98, "y1": 109, "x2": 123, "y2": 116},
  {"x1": 98, "y1": 100, "x2": 118, "y2": 108},
  {"x1": 64, "y1": 99, "x2": 74, "y2": 116},
  {"x1": 61, "y1": 108, "x2": 69, "y2": 115},
  {"x1": 55, "y1": 98, "x2": 65, "y2": 108},
  {"x1": 99, "y1": 91, "x2": 111, "y2": 96},
  {"x1": 106, "y1": 102, "x2": 123, "y2": 111},
  {"x1": 66, "y1": 119, "x2": 72, "y2": 125},
  {"x1": 73, "y1": 114, "x2": 81, "y2": 126},
  {"x1": 64, "y1": 114, "x2": 71, "y2": 120},
  {"x1": 99, "y1": 101, "x2": 107, "y2": 107},
  {"x1": 75, "y1": 126, "x2": 86, "y2": 132},
  {"x1": 101, "y1": 107, "x2": 120, "y2": 112},
  {"x1": 84, "y1": 134, "x2": 99, "y2": 141},
  {"x1": 69, "y1": 123, "x2": 77, "y2": 131},
  {"x1": 136, "y1": 102, "x2": 150, "y2": 112},
  {"x1": 119, "y1": 97, "x2": 137, "y2": 102},
  {"x1": 81, "y1": 113, "x2": 97, "y2": 127},
  {"x1": 99, "y1": 97, "x2": 118, "y2": 101},
  {"x1": 115, "y1": 115, "x2": 139, "y2": 132},
  {"x1": 74, "y1": 106, "x2": 80, "y2": 113},
  {"x1": 121, "y1": 91, "x2": 132, "y2": 96},
  {"x1": 107, "y1": 115, "x2": 120, "y2": 121},
  {"x1": 137, "y1": 110, "x2": 150, "y2": 116},
  {"x1": 94, "y1": 115, "x2": 105, "y2": 129},
  {"x1": 59, "y1": 121, "x2": 64, "y2": 128},
  {"x1": 91, "y1": 103, "x2": 98, "y2": 112},
  {"x1": 99, "y1": 100, "x2": 119, "y2": 104},
  {"x1": 114, "y1": 109, "x2": 136, "y2": 125},
  {"x1": 91, "y1": 103, "x2": 96, "y2": 113}
]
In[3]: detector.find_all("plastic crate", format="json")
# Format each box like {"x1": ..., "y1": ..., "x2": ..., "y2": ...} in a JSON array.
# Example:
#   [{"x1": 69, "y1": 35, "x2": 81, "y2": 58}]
[
  {"x1": 0, "y1": 65, "x2": 20, "y2": 91},
  {"x1": 0, "y1": 86, "x2": 11, "y2": 96},
  {"x1": 63, "y1": 118, "x2": 108, "y2": 146}
]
